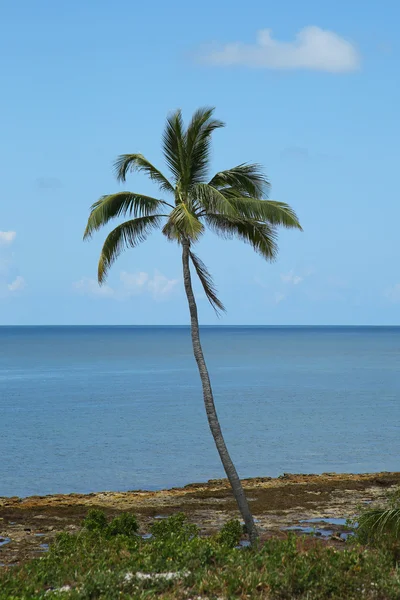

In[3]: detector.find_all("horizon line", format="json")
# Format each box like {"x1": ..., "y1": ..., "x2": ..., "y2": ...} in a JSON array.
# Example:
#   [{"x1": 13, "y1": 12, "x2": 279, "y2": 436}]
[{"x1": 1, "y1": 324, "x2": 400, "y2": 328}]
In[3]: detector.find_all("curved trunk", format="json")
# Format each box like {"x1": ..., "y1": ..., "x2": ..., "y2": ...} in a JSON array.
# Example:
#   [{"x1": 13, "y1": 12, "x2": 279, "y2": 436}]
[{"x1": 181, "y1": 241, "x2": 259, "y2": 546}]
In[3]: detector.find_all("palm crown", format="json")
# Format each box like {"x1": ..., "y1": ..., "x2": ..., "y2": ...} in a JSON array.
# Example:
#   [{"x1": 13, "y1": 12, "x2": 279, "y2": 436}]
[{"x1": 84, "y1": 107, "x2": 302, "y2": 313}]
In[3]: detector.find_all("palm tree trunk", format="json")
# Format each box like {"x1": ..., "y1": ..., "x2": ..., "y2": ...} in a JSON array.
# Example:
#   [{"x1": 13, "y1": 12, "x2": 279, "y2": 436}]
[{"x1": 181, "y1": 241, "x2": 259, "y2": 546}]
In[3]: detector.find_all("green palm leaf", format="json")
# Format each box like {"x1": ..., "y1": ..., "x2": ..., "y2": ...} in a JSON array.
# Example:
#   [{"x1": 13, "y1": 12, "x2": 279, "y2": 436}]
[
  {"x1": 162, "y1": 109, "x2": 186, "y2": 183},
  {"x1": 194, "y1": 184, "x2": 301, "y2": 230},
  {"x1": 98, "y1": 215, "x2": 162, "y2": 283},
  {"x1": 189, "y1": 250, "x2": 225, "y2": 314},
  {"x1": 193, "y1": 183, "x2": 241, "y2": 218},
  {"x1": 222, "y1": 193, "x2": 302, "y2": 229},
  {"x1": 209, "y1": 164, "x2": 269, "y2": 199},
  {"x1": 206, "y1": 214, "x2": 278, "y2": 261},
  {"x1": 84, "y1": 192, "x2": 169, "y2": 239},
  {"x1": 357, "y1": 508, "x2": 400, "y2": 543},
  {"x1": 114, "y1": 154, "x2": 175, "y2": 194},
  {"x1": 185, "y1": 107, "x2": 225, "y2": 186},
  {"x1": 255, "y1": 200, "x2": 302, "y2": 229},
  {"x1": 162, "y1": 203, "x2": 204, "y2": 242}
]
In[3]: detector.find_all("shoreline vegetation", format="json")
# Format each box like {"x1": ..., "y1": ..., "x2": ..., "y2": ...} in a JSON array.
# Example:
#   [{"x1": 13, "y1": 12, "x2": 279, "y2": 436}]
[
  {"x1": 2, "y1": 472, "x2": 400, "y2": 598},
  {"x1": 1, "y1": 471, "x2": 400, "y2": 567}
]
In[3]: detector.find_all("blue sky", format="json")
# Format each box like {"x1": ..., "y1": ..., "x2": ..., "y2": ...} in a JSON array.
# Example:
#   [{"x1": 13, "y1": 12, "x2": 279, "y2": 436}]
[{"x1": 1, "y1": 0, "x2": 399, "y2": 325}]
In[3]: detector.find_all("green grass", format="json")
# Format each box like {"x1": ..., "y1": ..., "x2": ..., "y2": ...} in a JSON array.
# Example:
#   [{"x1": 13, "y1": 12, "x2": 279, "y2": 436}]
[{"x1": 1, "y1": 511, "x2": 400, "y2": 599}]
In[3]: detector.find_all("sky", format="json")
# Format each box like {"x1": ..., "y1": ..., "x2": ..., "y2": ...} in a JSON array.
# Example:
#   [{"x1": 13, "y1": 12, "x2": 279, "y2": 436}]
[{"x1": 1, "y1": 0, "x2": 399, "y2": 325}]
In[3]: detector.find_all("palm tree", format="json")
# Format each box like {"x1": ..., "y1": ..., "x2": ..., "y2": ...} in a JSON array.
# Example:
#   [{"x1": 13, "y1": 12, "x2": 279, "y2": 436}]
[{"x1": 83, "y1": 107, "x2": 302, "y2": 546}]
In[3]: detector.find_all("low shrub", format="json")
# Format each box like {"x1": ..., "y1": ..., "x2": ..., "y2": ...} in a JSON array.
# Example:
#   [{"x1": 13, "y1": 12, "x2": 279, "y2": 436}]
[
  {"x1": 83, "y1": 508, "x2": 108, "y2": 532},
  {"x1": 215, "y1": 518, "x2": 242, "y2": 548},
  {"x1": 150, "y1": 512, "x2": 198, "y2": 542},
  {"x1": 1, "y1": 511, "x2": 400, "y2": 599},
  {"x1": 83, "y1": 508, "x2": 138, "y2": 538},
  {"x1": 106, "y1": 512, "x2": 139, "y2": 537}
]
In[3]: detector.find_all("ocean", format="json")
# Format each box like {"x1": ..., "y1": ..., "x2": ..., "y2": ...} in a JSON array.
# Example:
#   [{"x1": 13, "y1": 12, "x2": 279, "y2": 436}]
[{"x1": 1, "y1": 326, "x2": 399, "y2": 498}]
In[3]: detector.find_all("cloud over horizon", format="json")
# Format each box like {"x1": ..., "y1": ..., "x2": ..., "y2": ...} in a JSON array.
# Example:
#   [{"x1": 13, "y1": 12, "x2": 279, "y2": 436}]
[
  {"x1": 120, "y1": 270, "x2": 178, "y2": 299},
  {"x1": 200, "y1": 26, "x2": 360, "y2": 73},
  {"x1": 7, "y1": 275, "x2": 26, "y2": 293},
  {"x1": 255, "y1": 267, "x2": 314, "y2": 305},
  {"x1": 0, "y1": 231, "x2": 25, "y2": 296},
  {"x1": 0, "y1": 231, "x2": 17, "y2": 246},
  {"x1": 281, "y1": 270, "x2": 304, "y2": 285},
  {"x1": 73, "y1": 270, "x2": 179, "y2": 301},
  {"x1": 73, "y1": 277, "x2": 116, "y2": 298},
  {"x1": 0, "y1": 275, "x2": 26, "y2": 297}
]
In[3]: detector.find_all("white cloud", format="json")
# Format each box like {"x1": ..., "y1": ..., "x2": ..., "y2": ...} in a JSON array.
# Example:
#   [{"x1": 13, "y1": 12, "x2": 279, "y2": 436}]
[
  {"x1": 255, "y1": 267, "x2": 314, "y2": 305},
  {"x1": 73, "y1": 270, "x2": 179, "y2": 301},
  {"x1": 120, "y1": 270, "x2": 178, "y2": 299},
  {"x1": 147, "y1": 271, "x2": 179, "y2": 299},
  {"x1": 0, "y1": 237, "x2": 25, "y2": 295},
  {"x1": 281, "y1": 270, "x2": 303, "y2": 285},
  {"x1": 119, "y1": 271, "x2": 149, "y2": 294},
  {"x1": 73, "y1": 277, "x2": 115, "y2": 298},
  {"x1": 0, "y1": 231, "x2": 16, "y2": 246},
  {"x1": 7, "y1": 276, "x2": 26, "y2": 293},
  {"x1": 385, "y1": 284, "x2": 400, "y2": 303},
  {"x1": 201, "y1": 26, "x2": 360, "y2": 73}
]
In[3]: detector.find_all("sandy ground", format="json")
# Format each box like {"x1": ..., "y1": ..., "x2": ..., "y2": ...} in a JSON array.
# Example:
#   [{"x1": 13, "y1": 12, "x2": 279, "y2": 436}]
[{"x1": 1, "y1": 471, "x2": 400, "y2": 566}]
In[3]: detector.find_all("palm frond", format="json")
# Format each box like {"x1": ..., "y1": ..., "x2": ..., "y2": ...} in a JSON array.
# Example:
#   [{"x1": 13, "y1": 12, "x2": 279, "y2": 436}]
[
  {"x1": 221, "y1": 193, "x2": 302, "y2": 229},
  {"x1": 113, "y1": 154, "x2": 174, "y2": 193},
  {"x1": 209, "y1": 164, "x2": 269, "y2": 199},
  {"x1": 98, "y1": 215, "x2": 162, "y2": 283},
  {"x1": 162, "y1": 109, "x2": 186, "y2": 182},
  {"x1": 256, "y1": 200, "x2": 302, "y2": 229},
  {"x1": 189, "y1": 250, "x2": 225, "y2": 315},
  {"x1": 206, "y1": 214, "x2": 278, "y2": 261},
  {"x1": 83, "y1": 192, "x2": 169, "y2": 239},
  {"x1": 192, "y1": 183, "x2": 240, "y2": 218},
  {"x1": 162, "y1": 203, "x2": 204, "y2": 242},
  {"x1": 193, "y1": 184, "x2": 301, "y2": 231},
  {"x1": 357, "y1": 508, "x2": 400, "y2": 542},
  {"x1": 185, "y1": 107, "x2": 225, "y2": 186}
]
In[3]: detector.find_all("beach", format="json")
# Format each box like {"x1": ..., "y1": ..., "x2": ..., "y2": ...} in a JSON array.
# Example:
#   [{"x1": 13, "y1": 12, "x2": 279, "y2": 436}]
[{"x1": 2, "y1": 471, "x2": 400, "y2": 566}]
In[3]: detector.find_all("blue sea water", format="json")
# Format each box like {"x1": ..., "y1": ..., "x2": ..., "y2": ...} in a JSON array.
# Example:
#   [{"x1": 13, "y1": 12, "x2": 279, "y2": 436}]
[{"x1": 0, "y1": 326, "x2": 399, "y2": 498}]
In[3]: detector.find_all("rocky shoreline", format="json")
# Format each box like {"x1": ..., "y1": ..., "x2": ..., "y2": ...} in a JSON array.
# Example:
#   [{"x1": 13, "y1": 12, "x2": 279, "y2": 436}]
[{"x1": 1, "y1": 471, "x2": 400, "y2": 566}]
